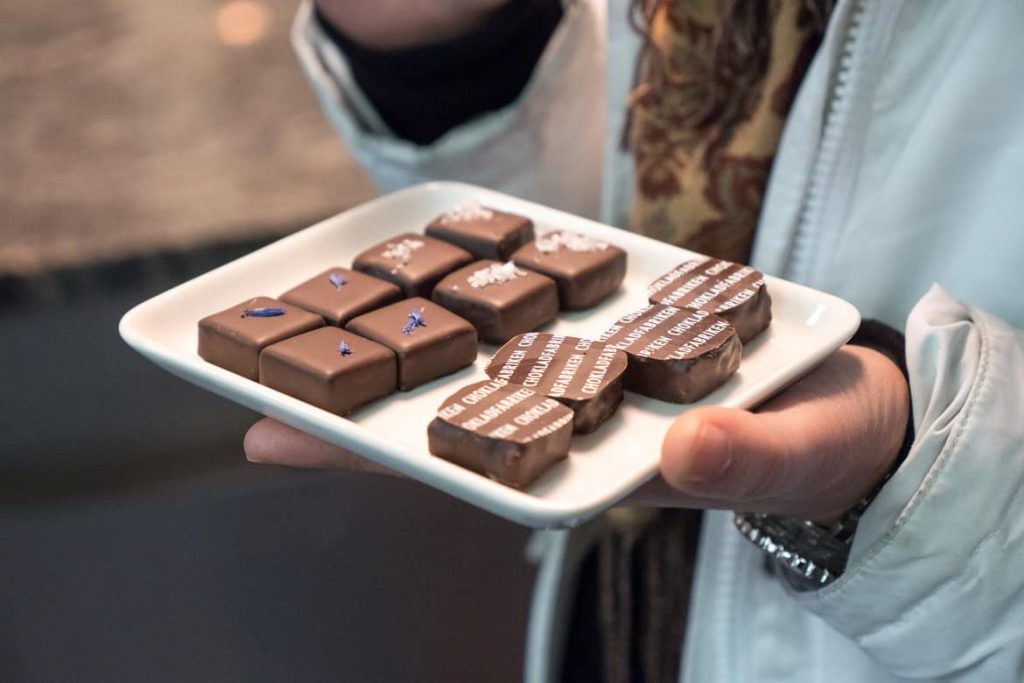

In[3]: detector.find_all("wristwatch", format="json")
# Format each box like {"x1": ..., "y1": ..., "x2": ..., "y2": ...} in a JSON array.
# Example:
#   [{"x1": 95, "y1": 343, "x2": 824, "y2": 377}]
[{"x1": 733, "y1": 319, "x2": 914, "y2": 588}]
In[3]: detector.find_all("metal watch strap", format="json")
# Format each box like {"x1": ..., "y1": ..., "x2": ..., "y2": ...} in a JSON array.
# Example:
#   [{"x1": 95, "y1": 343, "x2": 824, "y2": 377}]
[{"x1": 732, "y1": 319, "x2": 914, "y2": 588}]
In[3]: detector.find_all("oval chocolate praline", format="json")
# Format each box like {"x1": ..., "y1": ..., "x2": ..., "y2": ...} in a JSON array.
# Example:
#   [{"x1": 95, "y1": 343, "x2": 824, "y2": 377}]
[
  {"x1": 598, "y1": 304, "x2": 741, "y2": 403},
  {"x1": 647, "y1": 257, "x2": 771, "y2": 342},
  {"x1": 485, "y1": 332, "x2": 628, "y2": 434},
  {"x1": 427, "y1": 379, "x2": 574, "y2": 489}
]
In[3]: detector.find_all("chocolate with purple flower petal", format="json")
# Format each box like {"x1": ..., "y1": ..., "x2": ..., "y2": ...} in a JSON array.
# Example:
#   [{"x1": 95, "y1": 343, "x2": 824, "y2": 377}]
[
  {"x1": 260, "y1": 327, "x2": 396, "y2": 415},
  {"x1": 401, "y1": 307, "x2": 427, "y2": 335},
  {"x1": 329, "y1": 272, "x2": 348, "y2": 290},
  {"x1": 281, "y1": 267, "x2": 401, "y2": 327},
  {"x1": 241, "y1": 307, "x2": 286, "y2": 318},
  {"x1": 199, "y1": 296, "x2": 323, "y2": 380},
  {"x1": 346, "y1": 297, "x2": 476, "y2": 390}
]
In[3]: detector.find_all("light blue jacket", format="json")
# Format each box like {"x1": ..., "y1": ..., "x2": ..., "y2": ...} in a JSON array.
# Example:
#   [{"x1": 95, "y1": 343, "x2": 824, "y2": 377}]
[{"x1": 295, "y1": 1, "x2": 1024, "y2": 680}]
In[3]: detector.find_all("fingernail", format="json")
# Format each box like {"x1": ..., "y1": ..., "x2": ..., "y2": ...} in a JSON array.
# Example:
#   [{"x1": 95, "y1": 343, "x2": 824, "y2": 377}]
[{"x1": 681, "y1": 423, "x2": 732, "y2": 482}]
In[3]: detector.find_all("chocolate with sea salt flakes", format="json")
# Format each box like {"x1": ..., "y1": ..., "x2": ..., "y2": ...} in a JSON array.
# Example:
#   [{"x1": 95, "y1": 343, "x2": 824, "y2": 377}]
[
  {"x1": 427, "y1": 378, "x2": 574, "y2": 488},
  {"x1": 198, "y1": 296, "x2": 324, "y2": 381},
  {"x1": 598, "y1": 304, "x2": 741, "y2": 403},
  {"x1": 345, "y1": 297, "x2": 477, "y2": 390},
  {"x1": 647, "y1": 257, "x2": 771, "y2": 342},
  {"x1": 485, "y1": 332, "x2": 628, "y2": 434},
  {"x1": 352, "y1": 232, "x2": 473, "y2": 298},
  {"x1": 280, "y1": 267, "x2": 402, "y2": 326},
  {"x1": 259, "y1": 326, "x2": 397, "y2": 415},
  {"x1": 511, "y1": 230, "x2": 627, "y2": 310},
  {"x1": 432, "y1": 259, "x2": 559, "y2": 344},
  {"x1": 425, "y1": 201, "x2": 534, "y2": 260}
]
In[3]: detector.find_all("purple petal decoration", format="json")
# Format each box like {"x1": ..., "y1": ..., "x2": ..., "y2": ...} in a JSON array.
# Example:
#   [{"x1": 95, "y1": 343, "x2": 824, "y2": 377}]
[
  {"x1": 401, "y1": 307, "x2": 428, "y2": 335},
  {"x1": 329, "y1": 272, "x2": 348, "y2": 290},
  {"x1": 339, "y1": 340, "x2": 353, "y2": 356},
  {"x1": 241, "y1": 307, "x2": 286, "y2": 318}
]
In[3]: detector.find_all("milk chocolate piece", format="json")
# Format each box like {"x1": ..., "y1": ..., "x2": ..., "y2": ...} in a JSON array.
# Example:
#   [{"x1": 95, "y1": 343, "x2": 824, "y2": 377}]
[
  {"x1": 647, "y1": 257, "x2": 772, "y2": 342},
  {"x1": 485, "y1": 333, "x2": 627, "y2": 434},
  {"x1": 599, "y1": 305, "x2": 741, "y2": 403},
  {"x1": 198, "y1": 296, "x2": 324, "y2": 380},
  {"x1": 511, "y1": 231, "x2": 627, "y2": 310},
  {"x1": 425, "y1": 201, "x2": 534, "y2": 260},
  {"x1": 346, "y1": 297, "x2": 477, "y2": 390},
  {"x1": 260, "y1": 327, "x2": 397, "y2": 415},
  {"x1": 428, "y1": 379, "x2": 574, "y2": 488},
  {"x1": 352, "y1": 233, "x2": 473, "y2": 298},
  {"x1": 432, "y1": 260, "x2": 559, "y2": 344},
  {"x1": 280, "y1": 267, "x2": 402, "y2": 326}
]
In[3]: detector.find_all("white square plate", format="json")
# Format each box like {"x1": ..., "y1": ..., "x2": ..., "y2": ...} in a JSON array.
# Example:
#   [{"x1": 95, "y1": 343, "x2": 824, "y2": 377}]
[{"x1": 119, "y1": 182, "x2": 860, "y2": 528}]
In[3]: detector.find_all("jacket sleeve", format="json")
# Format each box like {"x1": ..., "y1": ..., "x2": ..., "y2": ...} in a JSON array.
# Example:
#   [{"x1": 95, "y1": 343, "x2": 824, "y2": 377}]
[
  {"x1": 790, "y1": 284, "x2": 1024, "y2": 679},
  {"x1": 290, "y1": 0, "x2": 607, "y2": 220}
]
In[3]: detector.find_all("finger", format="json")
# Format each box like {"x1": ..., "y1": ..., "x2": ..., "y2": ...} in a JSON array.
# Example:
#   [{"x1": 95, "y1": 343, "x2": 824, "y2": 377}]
[
  {"x1": 244, "y1": 418, "x2": 399, "y2": 476},
  {"x1": 660, "y1": 406, "x2": 802, "y2": 509},
  {"x1": 660, "y1": 347, "x2": 908, "y2": 521}
]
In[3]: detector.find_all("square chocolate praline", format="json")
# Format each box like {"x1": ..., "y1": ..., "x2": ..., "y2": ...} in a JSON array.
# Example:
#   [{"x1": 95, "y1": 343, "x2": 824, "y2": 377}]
[
  {"x1": 280, "y1": 267, "x2": 402, "y2": 326},
  {"x1": 198, "y1": 296, "x2": 324, "y2": 381},
  {"x1": 352, "y1": 233, "x2": 473, "y2": 298},
  {"x1": 345, "y1": 297, "x2": 477, "y2": 390},
  {"x1": 425, "y1": 203, "x2": 535, "y2": 260},
  {"x1": 432, "y1": 260, "x2": 559, "y2": 344},
  {"x1": 260, "y1": 327, "x2": 397, "y2": 415},
  {"x1": 511, "y1": 232, "x2": 627, "y2": 310}
]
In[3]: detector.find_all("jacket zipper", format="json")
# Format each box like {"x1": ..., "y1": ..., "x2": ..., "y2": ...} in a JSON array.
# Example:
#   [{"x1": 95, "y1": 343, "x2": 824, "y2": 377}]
[
  {"x1": 785, "y1": 0, "x2": 868, "y2": 285},
  {"x1": 705, "y1": 3, "x2": 871, "y2": 681}
]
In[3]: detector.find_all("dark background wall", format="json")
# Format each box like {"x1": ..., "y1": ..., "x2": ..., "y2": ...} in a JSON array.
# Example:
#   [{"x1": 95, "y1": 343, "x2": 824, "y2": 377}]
[{"x1": 0, "y1": 1, "x2": 536, "y2": 680}]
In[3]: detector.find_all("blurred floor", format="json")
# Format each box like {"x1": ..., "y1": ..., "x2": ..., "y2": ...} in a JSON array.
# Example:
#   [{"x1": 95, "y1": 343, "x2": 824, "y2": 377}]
[
  {"x1": 0, "y1": 1, "x2": 536, "y2": 680},
  {"x1": 0, "y1": 0, "x2": 374, "y2": 275}
]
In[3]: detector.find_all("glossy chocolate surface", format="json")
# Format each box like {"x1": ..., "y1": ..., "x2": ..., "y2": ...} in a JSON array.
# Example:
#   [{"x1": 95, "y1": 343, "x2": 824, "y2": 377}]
[
  {"x1": 280, "y1": 267, "x2": 402, "y2": 326},
  {"x1": 432, "y1": 260, "x2": 559, "y2": 344},
  {"x1": 260, "y1": 327, "x2": 397, "y2": 415},
  {"x1": 352, "y1": 233, "x2": 473, "y2": 298},
  {"x1": 345, "y1": 297, "x2": 477, "y2": 390},
  {"x1": 647, "y1": 257, "x2": 771, "y2": 342},
  {"x1": 427, "y1": 379, "x2": 574, "y2": 488},
  {"x1": 511, "y1": 231, "x2": 627, "y2": 310},
  {"x1": 425, "y1": 202, "x2": 534, "y2": 260},
  {"x1": 485, "y1": 333, "x2": 627, "y2": 434},
  {"x1": 599, "y1": 304, "x2": 741, "y2": 403},
  {"x1": 197, "y1": 296, "x2": 324, "y2": 381}
]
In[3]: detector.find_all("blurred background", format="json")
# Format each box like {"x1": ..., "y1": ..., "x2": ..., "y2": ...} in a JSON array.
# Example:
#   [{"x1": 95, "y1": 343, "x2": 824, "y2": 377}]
[{"x1": 1, "y1": 1, "x2": 533, "y2": 680}]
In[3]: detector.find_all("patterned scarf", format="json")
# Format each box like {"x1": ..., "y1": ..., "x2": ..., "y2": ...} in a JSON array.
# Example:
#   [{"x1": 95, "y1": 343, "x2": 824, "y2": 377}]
[
  {"x1": 629, "y1": 0, "x2": 834, "y2": 264},
  {"x1": 561, "y1": 3, "x2": 835, "y2": 681}
]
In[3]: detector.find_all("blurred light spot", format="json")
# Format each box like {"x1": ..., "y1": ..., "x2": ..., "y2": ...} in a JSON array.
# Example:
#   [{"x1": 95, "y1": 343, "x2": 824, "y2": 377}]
[{"x1": 216, "y1": 1, "x2": 271, "y2": 47}]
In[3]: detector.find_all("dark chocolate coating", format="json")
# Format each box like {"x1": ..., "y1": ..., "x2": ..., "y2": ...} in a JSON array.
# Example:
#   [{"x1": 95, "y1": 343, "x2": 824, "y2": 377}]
[
  {"x1": 425, "y1": 204, "x2": 534, "y2": 260},
  {"x1": 345, "y1": 297, "x2": 477, "y2": 390},
  {"x1": 259, "y1": 327, "x2": 397, "y2": 415},
  {"x1": 432, "y1": 260, "x2": 559, "y2": 344},
  {"x1": 352, "y1": 232, "x2": 473, "y2": 298},
  {"x1": 647, "y1": 257, "x2": 772, "y2": 342},
  {"x1": 280, "y1": 267, "x2": 402, "y2": 326},
  {"x1": 485, "y1": 333, "x2": 627, "y2": 434},
  {"x1": 599, "y1": 305, "x2": 741, "y2": 403},
  {"x1": 511, "y1": 232, "x2": 627, "y2": 310},
  {"x1": 197, "y1": 296, "x2": 324, "y2": 381},
  {"x1": 427, "y1": 379, "x2": 574, "y2": 488}
]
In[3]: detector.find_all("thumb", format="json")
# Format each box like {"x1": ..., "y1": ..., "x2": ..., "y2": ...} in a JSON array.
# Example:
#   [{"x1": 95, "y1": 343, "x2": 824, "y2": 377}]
[{"x1": 660, "y1": 406, "x2": 803, "y2": 511}]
